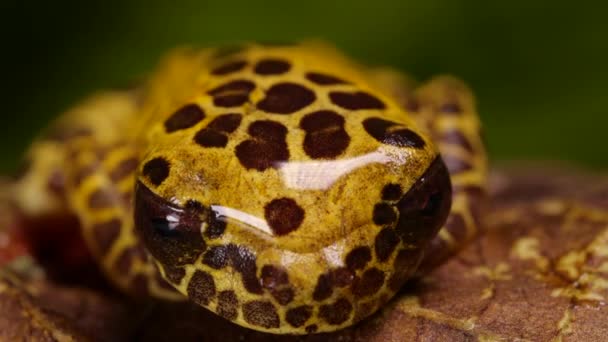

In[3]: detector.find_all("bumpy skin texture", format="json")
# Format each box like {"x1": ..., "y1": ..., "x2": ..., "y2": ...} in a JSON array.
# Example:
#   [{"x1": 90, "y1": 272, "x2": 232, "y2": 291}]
[{"x1": 10, "y1": 42, "x2": 486, "y2": 334}]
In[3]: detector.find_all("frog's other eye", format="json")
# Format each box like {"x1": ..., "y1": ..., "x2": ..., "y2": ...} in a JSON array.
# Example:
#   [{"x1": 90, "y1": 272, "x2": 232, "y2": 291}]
[{"x1": 134, "y1": 182, "x2": 207, "y2": 268}]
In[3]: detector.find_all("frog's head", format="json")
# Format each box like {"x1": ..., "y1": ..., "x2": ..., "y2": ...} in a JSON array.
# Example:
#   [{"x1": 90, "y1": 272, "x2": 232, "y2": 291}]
[
  {"x1": 132, "y1": 106, "x2": 452, "y2": 331},
  {"x1": 133, "y1": 43, "x2": 453, "y2": 333}
]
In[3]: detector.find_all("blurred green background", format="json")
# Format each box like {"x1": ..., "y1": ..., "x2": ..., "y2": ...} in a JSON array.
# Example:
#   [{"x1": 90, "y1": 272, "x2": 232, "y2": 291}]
[{"x1": 1, "y1": 0, "x2": 607, "y2": 174}]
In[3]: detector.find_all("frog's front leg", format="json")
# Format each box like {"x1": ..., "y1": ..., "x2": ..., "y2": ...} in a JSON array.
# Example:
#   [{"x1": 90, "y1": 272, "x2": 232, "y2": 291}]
[
  {"x1": 10, "y1": 91, "x2": 184, "y2": 300},
  {"x1": 63, "y1": 140, "x2": 178, "y2": 298},
  {"x1": 411, "y1": 76, "x2": 487, "y2": 272}
]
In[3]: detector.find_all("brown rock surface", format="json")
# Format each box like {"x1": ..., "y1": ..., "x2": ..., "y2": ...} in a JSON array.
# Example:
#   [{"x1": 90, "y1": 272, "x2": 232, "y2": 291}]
[{"x1": 2, "y1": 167, "x2": 608, "y2": 341}]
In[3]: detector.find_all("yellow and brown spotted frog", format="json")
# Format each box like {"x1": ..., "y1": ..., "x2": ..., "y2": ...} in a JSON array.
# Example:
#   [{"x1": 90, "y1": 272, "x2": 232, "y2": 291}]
[{"x1": 10, "y1": 41, "x2": 487, "y2": 334}]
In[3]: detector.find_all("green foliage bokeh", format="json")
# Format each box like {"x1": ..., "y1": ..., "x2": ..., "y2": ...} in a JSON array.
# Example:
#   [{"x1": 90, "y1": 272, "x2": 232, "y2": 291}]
[{"x1": 2, "y1": 0, "x2": 607, "y2": 173}]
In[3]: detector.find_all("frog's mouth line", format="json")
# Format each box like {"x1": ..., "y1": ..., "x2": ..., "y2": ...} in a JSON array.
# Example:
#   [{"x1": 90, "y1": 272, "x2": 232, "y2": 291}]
[{"x1": 134, "y1": 154, "x2": 451, "y2": 268}]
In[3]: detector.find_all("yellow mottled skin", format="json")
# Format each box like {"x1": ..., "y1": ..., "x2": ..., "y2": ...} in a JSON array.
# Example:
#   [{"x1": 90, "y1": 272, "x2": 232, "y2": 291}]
[{"x1": 11, "y1": 41, "x2": 487, "y2": 334}]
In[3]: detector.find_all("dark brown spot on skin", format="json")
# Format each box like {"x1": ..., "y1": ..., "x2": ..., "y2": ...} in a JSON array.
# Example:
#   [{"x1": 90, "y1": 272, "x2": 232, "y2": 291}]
[
  {"x1": 286, "y1": 306, "x2": 312, "y2": 328},
  {"x1": 330, "y1": 91, "x2": 385, "y2": 110},
  {"x1": 254, "y1": 58, "x2": 291, "y2": 75},
  {"x1": 312, "y1": 267, "x2": 354, "y2": 302},
  {"x1": 394, "y1": 157, "x2": 452, "y2": 247},
  {"x1": 300, "y1": 110, "x2": 350, "y2": 159},
  {"x1": 305, "y1": 72, "x2": 347, "y2": 85},
  {"x1": 202, "y1": 244, "x2": 263, "y2": 294},
  {"x1": 260, "y1": 265, "x2": 289, "y2": 289},
  {"x1": 110, "y1": 157, "x2": 138, "y2": 182},
  {"x1": 142, "y1": 157, "x2": 170, "y2": 186},
  {"x1": 235, "y1": 120, "x2": 289, "y2": 171},
  {"x1": 299, "y1": 110, "x2": 343, "y2": 131},
  {"x1": 375, "y1": 228, "x2": 400, "y2": 262},
  {"x1": 442, "y1": 129, "x2": 473, "y2": 152},
  {"x1": 238, "y1": 270, "x2": 264, "y2": 295},
  {"x1": 88, "y1": 188, "x2": 114, "y2": 209},
  {"x1": 92, "y1": 218, "x2": 121, "y2": 254},
  {"x1": 382, "y1": 183, "x2": 403, "y2": 201},
  {"x1": 332, "y1": 267, "x2": 355, "y2": 287},
  {"x1": 243, "y1": 300, "x2": 280, "y2": 328},
  {"x1": 208, "y1": 80, "x2": 255, "y2": 108},
  {"x1": 264, "y1": 198, "x2": 305, "y2": 236},
  {"x1": 351, "y1": 268, "x2": 385, "y2": 298},
  {"x1": 271, "y1": 288, "x2": 294, "y2": 305},
  {"x1": 211, "y1": 60, "x2": 247, "y2": 75},
  {"x1": 313, "y1": 272, "x2": 333, "y2": 301},
  {"x1": 227, "y1": 244, "x2": 257, "y2": 277},
  {"x1": 346, "y1": 246, "x2": 372, "y2": 270},
  {"x1": 203, "y1": 245, "x2": 229, "y2": 269},
  {"x1": 248, "y1": 120, "x2": 286, "y2": 141},
  {"x1": 135, "y1": 182, "x2": 206, "y2": 268},
  {"x1": 208, "y1": 79, "x2": 255, "y2": 95},
  {"x1": 208, "y1": 113, "x2": 242, "y2": 133},
  {"x1": 217, "y1": 290, "x2": 238, "y2": 320},
  {"x1": 214, "y1": 95, "x2": 250, "y2": 107},
  {"x1": 319, "y1": 298, "x2": 353, "y2": 325},
  {"x1": 442, "y1": 155, "x2": 474, "y2": 174},
  {"x1": 440, "y1": 102, "x2": 461, "y2": 113},
  {"x1": 257, "y1": 82, "x2": 316, "y2": 114},
  {"x1": 363, "y1": 118, "x2": 426, "y2": 148},
  {"x1": 195, "y1": 113, "x2": 242, "y2": 148},
  {"x1": 305, "y1": 325, "x2": 318, "y2": 333},
  {"x1": 194, "y1": 128, "x2": 228, "y2": 147},
  {"x1": 204, "y1": 210, "x2": 227, "y2": 239},
  {"x1": 235, "y1": 140, "x2": 288, "y2": 170},
  {"x1": 187, "y1": 270, "x2": 216, "y2": 306},
  {"x1": 164, "y1": 104, "x2": 206, "y2": 133},
  {"x1": 164, "y1": 266, "x2": 186, "y2": 284},
  {"x1": 373, "y1": 203, "x2": 397, "y2": 225}
]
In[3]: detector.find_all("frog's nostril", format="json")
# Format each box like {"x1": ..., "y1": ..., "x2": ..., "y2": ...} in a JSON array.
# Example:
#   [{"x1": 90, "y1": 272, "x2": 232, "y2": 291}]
[{"x1": 134, "y1": 181, "x2": 206, "y2": 268}]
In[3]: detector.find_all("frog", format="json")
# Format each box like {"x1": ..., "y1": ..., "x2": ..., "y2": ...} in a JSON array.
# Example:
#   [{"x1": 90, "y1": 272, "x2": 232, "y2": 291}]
[{"x1": 9, "y1": 41, "x2": 487, "y2": 335}]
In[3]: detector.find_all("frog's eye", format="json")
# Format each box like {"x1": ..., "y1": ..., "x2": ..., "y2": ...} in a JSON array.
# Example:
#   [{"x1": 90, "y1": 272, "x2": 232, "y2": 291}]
[
  {"x1": 134, "y1": 182, "x2": 208, "y2": 268},
  {"x1": 394, "y1": 157, "x2": 452, "y2": 246}
]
